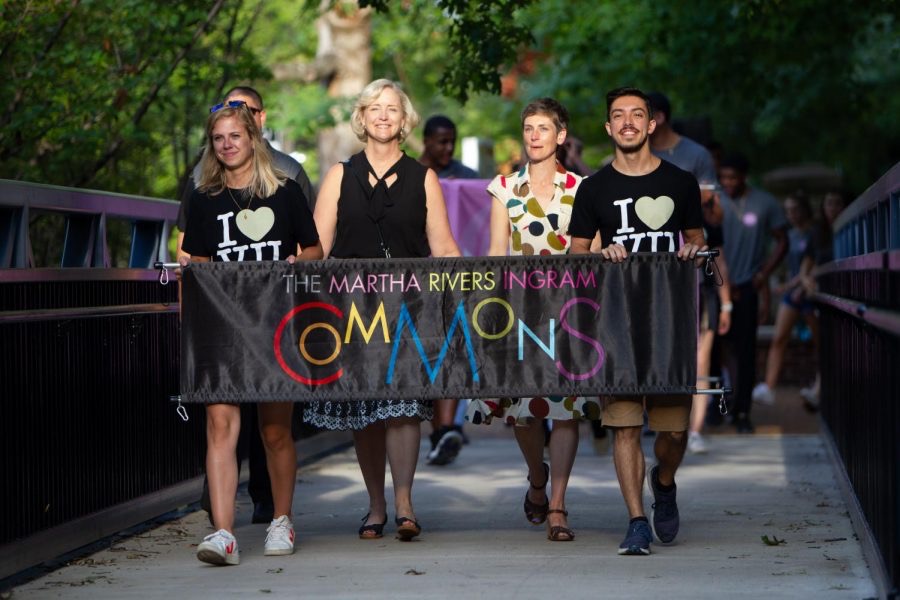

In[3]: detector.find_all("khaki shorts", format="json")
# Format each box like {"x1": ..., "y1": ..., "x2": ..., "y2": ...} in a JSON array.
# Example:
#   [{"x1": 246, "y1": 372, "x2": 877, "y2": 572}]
[{"x1": 601, "y1": 394, "x2": 692, "y2": 432}]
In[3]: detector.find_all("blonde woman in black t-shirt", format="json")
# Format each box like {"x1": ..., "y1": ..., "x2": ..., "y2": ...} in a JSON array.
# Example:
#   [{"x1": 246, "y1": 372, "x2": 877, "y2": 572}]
[{"x1": 182, "y1": 101, "x2": 323, "y2": 565}]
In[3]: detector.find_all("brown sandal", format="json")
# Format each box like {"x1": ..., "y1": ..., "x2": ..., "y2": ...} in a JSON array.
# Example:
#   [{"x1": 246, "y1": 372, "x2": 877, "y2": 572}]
[
  {"x1": 524, "y1": 462, "x2": 550, "y2": 525},
  {"x1": 395, "y1": 516, "x2": 422, "y2": 541},
  {"x1": 546, "y1": 509, "x2": 574, "y2": 541}
]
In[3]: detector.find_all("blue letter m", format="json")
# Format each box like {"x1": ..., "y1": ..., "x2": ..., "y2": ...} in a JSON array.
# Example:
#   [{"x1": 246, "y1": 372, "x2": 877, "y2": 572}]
[{"x1": 386, "y1": 302, "x2": 479, "y2": 384}]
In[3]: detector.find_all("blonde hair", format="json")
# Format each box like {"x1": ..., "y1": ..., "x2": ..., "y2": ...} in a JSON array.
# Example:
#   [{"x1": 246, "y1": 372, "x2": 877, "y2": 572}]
[
  {"x1": 350, "y1": 79, "x2": 420, "y2": 143},
  {"x1": 196, "y1": 104, "x2": 285, "y2": 199}
]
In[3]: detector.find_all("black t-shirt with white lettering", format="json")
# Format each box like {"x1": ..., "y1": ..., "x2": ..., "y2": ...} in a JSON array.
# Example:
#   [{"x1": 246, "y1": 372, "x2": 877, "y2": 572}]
[
  {"x1": 182, "y1": 179, "x2": 319, "y2": 261},
  {"x1": 568, "y1": 160, "x2": 702, "y2": 252}
]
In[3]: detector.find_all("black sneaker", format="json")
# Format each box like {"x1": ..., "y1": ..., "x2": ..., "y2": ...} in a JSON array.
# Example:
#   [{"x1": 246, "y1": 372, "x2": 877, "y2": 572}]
[
  {"x1": 426, "y1": 427, "x2": 463, "y2": 465},
  {"x1": 648, "y1": 465, "x2": 679, "y2": 543},
  {"x1": 732, "y1": 413, "x2": 755, "y2": 434},
  {"x1": 200, "y1": 477, "x2": 214, "y2": 527},
  {"x1": 252, "y1": 500, "x2": 275, "y2": 524},
  {"x1": 618, "y1": 519, "x2": 652, "y2": 555}
]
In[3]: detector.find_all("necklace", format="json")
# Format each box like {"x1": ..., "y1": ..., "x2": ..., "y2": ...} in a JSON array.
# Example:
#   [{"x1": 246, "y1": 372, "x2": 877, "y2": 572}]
[{"x1": 227, "y1": 187, "x2": 253, "y2": 219}]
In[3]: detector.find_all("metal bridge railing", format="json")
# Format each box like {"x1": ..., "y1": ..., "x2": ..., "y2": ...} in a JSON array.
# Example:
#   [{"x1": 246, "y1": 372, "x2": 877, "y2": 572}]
[
  {"x1": 814, "y1": 161, "x2": 900, "y2": 599},
  {"x1": 0, "y1": 178, "x2": 178, "y2": 268},
  {"x1": 0, "y1": 182, "x2": 204, "y2": 581}
]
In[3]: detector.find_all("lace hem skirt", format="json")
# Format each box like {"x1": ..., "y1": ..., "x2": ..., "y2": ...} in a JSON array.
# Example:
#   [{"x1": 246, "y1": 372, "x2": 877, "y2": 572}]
[{"x1": 303, "y1": 399, "x2": 433, "y2": 431}]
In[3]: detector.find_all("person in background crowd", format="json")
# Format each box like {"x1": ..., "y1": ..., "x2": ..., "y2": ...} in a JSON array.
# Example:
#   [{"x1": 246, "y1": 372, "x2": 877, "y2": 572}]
[
  {"x1": 753, "y1": 191, "x2": 817, "y2": 407},
  {"x1": 647, "y1": 91, "x2": 730, "y2": 454},
  {"x1": 798, "y1": 191, "x2": 847, "y2": 410},
  {"x1": 647, "y1": 92, "x2": 718, "y2": 213},
  {"x1": 418, "y1": 115, "x2": 479, "y2": 179},
  {"x1": 557, "y1": 134, "x2": 594, "y2": 177},
  {"x1": 717, "y1": 153, "x2": 788, "y2": 434},
  {"x1": 468, "y1": 97, "x2": 601, "y2": 542},
  {"x1": 688, "y1": 203, "x2": 732, "y2": 453},
  {"x1": 303, "y1": 80, "x2": 461, "y2": 542},
  {"x1": 418, "y1": 114, "x2": 477, "y2": 465},
  {"x1": 177, "y1": 86, "x2": 316, "y2": 528},
  {"x1": 569, "y1": 86, "x2": 707, "y2": 556},
  {"x1": 181, "y1": 101, "x2": 323, "y2": 565}
]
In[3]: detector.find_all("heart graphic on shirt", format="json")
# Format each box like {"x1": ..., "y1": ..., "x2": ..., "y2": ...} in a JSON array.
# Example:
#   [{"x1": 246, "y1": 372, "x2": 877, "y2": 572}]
[
  {"x1": 634, "y1": 195, "x2": 674, "y2": 230},
  {"x1": 235, "y1": 207, "x2": 275, "y2": 241}
]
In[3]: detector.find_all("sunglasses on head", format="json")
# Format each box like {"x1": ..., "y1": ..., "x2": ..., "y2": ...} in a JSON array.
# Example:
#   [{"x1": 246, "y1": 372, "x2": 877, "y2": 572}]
[{"x1": 209, "y1": 100, "x2": 262, "y2": 115}]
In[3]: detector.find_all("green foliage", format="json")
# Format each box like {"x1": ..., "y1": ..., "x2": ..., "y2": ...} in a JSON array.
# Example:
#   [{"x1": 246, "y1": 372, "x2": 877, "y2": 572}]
[
  {"x1": 365, "y1": 1, "x2": 529, "y2": 171},
  {"x1": 1, "y1": 0, "x2": 896, "y2": 200},
  {"x1": 516, "y1": 0, "x2": 900, "y2": 193},
  {"x1": 0, "y1": 0, "x2": 268, "y2": 197},
  {"x1": 432, "y1": 0, "x2": 534, "y2": 103}
]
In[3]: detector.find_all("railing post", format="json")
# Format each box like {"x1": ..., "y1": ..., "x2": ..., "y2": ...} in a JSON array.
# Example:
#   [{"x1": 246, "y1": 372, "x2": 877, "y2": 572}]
[{"x1": 0, "y1": 204, "x2": 30, "y2": 268}]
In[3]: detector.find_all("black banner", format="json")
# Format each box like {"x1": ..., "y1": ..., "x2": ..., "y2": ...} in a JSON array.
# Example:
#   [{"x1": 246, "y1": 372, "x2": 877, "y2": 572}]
[{"x1": 180, "y1": 254, "x2": 698, "y2": 402}]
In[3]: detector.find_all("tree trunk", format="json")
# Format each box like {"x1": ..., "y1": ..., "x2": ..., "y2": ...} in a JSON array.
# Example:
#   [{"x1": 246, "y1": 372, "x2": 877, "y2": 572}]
[{"x1": 315, "y1": 3, "x2": 370, "y2": 176}]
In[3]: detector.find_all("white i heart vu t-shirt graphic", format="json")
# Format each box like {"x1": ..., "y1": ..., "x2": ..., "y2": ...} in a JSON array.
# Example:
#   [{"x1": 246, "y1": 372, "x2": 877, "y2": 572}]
[{"x1": 611, "y1": 196, "x2": 677, "y2": 252}]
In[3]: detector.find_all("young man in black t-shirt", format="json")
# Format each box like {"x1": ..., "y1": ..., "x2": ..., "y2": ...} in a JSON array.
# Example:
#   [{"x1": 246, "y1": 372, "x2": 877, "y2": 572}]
[{"x1": 568, "y1": 87, "x2": 706, "y2": 557}]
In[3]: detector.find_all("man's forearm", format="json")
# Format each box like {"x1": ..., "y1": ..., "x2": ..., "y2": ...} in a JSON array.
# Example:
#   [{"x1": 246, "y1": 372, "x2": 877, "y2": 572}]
[{"x1": 570, "y1": 236, "x2": 593, "y2": 254}]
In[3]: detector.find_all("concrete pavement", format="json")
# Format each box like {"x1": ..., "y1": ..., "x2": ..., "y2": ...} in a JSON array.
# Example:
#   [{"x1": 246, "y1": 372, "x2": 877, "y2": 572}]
[{"x1": 7, "y1": 418, "x2": 877, "y2": 599}]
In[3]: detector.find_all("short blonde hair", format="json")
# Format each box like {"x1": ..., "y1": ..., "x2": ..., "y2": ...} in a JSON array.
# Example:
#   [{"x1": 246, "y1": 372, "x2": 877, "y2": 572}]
[
  {"x1": 196, "y1": 104, "x2": 285, "y2": 199},
  {"x1": 350, "y1": 79, "x2": 420, "y2": 142}
]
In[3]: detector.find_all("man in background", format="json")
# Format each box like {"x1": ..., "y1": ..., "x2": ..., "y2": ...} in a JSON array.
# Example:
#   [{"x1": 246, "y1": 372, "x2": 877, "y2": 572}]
[
  {"x1": 419, "y1": 115, "x2": 479, "y2": 179},
  {"x1": 648, "y1": 92, "x2": 730, "y2": 453},
  {"x1": 418, "y1": 114, "x2": 477, "y2": 465},
  {"x1": 717, "y1": 153, "x2": 788, "y2": 434}
]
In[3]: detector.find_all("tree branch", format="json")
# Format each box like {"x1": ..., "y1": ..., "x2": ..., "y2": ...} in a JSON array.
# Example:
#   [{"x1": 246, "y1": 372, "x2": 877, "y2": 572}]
[
  {"x1": 0, "y1": 0, "x2": 80, "y2": 141},
  {"x1": 77, "y1": 0, "x2": 228, "y2": 187}
]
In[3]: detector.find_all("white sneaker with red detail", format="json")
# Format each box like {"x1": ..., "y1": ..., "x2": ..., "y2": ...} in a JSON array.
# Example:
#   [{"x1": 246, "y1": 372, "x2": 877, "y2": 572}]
[
  {"x1": 264, "y1": 515, "x2": 295, "y2": 556},
  {"x1": 197, "y1": 529, "x2": 240, "y2": 566}
]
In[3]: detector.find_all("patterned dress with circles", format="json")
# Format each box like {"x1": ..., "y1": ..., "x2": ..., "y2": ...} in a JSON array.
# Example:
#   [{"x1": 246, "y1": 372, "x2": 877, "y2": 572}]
[{"x1": 467, "y1": 162, "x2": 602, "y2": 426}]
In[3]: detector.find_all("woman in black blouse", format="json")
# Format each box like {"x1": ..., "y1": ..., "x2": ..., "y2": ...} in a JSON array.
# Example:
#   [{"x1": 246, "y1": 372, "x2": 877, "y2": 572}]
[{"x1": 305, "y1": 79, "x2": 460, "y2": 541}]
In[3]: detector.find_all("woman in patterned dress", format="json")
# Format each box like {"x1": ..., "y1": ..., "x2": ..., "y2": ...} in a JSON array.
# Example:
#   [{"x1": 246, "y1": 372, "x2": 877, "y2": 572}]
[
  {"x1": 304, "y1": 79, "x2": 461, "y2": 541},
  {"x1": 467, "y1": 98, "x2": 600, "y2": 541}
]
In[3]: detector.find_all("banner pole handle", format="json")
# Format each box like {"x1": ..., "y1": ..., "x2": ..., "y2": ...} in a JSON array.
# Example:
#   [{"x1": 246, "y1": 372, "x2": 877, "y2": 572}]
[
  {"x1": 170, "y1": 395, "x2": 189, "y2": 422},
  {"x1": 154, "y1": 261, "x2": 184, "y2": 286},
  {"x1": 692, "y1": 386, "x2": 731, "y2": 415}
]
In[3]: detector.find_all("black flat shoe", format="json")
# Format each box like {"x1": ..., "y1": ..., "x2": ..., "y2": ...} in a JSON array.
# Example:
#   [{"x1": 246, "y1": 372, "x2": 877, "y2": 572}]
[
  {"x1": 394, "y1": 516, "x2": 422, "y2": 541},
  {"x1": 359, "y1": 512, "x2": 387, "y2": 539},
  {"x1": 524, "y1": 462, "x2": 550, "y2": 525}
]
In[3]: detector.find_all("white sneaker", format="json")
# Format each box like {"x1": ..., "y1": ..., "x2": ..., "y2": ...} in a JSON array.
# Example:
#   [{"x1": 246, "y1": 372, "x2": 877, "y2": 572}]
[
  {"x1": 688, "y1": 432, "x2": 708, "y2": 454},
  {"x1": 800, "y1": 387, "x2": 820, "y2": 410},
  {"x1": 752, "y1": 383, "x2": 776, "y2": 405},
  {"x1": 197, "y1": 529, "x2": 240, "y2": 566},
  {"x1": 264, "y1": 515, "x2": 295, "y2": 556}
]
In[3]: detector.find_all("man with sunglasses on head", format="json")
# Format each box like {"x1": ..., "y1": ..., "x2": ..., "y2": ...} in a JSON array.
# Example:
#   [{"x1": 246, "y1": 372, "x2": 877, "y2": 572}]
[{"x1": 176, "y1": 85, "x2": 315, "y2": 527}]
